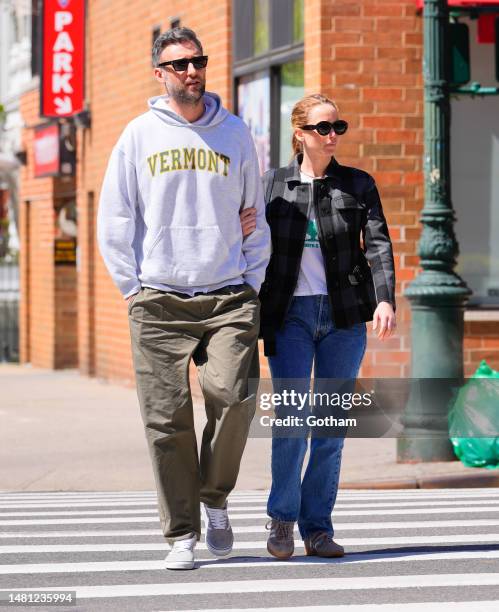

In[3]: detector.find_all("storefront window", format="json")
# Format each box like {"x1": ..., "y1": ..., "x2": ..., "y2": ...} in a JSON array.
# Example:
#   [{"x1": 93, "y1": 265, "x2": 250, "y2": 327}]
[
  {"x1": 280, "y1": 60, "x2": 304, "y2": 166},
  {"x1": 293, "y1": 0, "x2": 304, "y2": 43},
  {"x1": 237, "y1": 71, "x2": 271, "y2": 173},
  {"x1": 254, "y1": 0, "x2": 270, "y2": 56},
  {"x1": 452, "y1": 17, "x2": 499, "y2": 306},
  {"x1": 233, "y1": 0, "x2": 304, "y2": 170},
  {"x1": 234, "y1": 0, "x2": 304, "y2": 60}
]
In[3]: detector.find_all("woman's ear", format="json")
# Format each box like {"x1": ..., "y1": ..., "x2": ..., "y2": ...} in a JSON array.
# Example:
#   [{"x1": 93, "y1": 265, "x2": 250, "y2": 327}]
[{"x1": 294, "y1": 127, "x2": 304, "y2": 144}]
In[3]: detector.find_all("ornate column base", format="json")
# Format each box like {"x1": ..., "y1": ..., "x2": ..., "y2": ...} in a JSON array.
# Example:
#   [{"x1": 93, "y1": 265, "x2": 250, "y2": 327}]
[{"x1": 397, "y1": 270, "x2": 471, "y2": 462}]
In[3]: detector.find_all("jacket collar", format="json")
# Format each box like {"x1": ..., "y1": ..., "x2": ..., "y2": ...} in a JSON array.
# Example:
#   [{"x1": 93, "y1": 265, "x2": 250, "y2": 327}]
[{"x1": 283, "y1": 153, "x2": 341, "y2": 183}]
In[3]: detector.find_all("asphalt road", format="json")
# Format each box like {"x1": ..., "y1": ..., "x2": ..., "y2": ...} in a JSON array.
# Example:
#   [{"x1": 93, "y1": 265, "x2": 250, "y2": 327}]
[{"x1": 1, "y1": 488, "x2": 499, "y2": 611}]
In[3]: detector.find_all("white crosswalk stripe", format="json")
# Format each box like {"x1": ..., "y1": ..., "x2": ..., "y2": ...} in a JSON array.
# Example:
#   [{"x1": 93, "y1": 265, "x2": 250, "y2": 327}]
[
  {"x1": 6, "y1": 574, "x2": 499, "y2": 597},
  {"x1": 3, "y1": 517, "x2": 499, "y2": 538},
  {"x1": 0, "y1": 489, "x2": 498, "y2": 611},
  {"x1": 2, "y1": 498, "x2": 499, "y2": 509},
  {"x1": 3, "y1": 549, "x2": 499, "y2": 575}
]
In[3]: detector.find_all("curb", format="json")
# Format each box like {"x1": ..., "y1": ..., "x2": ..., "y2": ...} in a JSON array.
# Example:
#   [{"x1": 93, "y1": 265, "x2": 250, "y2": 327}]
[{"x1": 340, "y1": 470, "x2": 499, "y2": 490}]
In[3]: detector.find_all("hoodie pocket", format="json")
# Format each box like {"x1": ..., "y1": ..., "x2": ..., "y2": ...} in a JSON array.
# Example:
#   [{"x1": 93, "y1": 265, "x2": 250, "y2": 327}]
[{"x1": 144, "y1": 225, "x2": 231, "y2": 285}]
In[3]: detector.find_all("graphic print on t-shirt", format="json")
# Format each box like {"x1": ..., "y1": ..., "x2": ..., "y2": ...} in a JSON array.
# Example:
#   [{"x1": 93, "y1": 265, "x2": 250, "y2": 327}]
[
  {"x1": 294, "y1": 171, "x2": 328, "y2": 295},
  {"x1": 304, "y1": 219, "x2": 320, "y2": 249}
]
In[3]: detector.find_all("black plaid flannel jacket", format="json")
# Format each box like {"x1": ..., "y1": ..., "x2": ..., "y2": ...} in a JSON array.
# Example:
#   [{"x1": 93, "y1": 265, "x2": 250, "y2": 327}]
[{"x1": 259, "y1": 154, "x2": 396, "y2": 356}]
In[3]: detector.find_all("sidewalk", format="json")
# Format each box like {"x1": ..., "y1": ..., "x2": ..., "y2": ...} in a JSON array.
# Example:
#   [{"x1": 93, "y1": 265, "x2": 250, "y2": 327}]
[{"x1": 1, "y1": 364, "x2": 498, "y2": 491}]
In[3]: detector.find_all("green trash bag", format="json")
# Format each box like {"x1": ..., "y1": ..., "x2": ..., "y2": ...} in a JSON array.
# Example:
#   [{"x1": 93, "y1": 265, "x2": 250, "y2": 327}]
[{"x1": 448, "y1": 360, "x2": 499, "y2": 469}]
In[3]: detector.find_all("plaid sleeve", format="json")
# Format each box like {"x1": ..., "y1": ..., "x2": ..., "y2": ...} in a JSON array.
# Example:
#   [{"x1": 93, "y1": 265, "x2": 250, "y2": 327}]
[{"x1": 362, "y1": 179, "x2": 396, "y2": 310}]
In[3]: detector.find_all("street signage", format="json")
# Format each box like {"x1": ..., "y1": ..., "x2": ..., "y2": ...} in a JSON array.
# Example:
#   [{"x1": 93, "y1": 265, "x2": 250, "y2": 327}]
[
  {"x1": 54, "y1": 238, "x2": 77, "y2": 265},
  {"x1": 34, "y1": 123, "x2": 76, "y2": 178},
  {"x1": 449, "y1": 22, "x2": 470, "y2": 85},
  {"x1": 34, "y1": 124, "x2": 60, "y2": 177},
  {"x1": 417, "y1": 1, "x2": 499, "y2": 8},
  {"x1": 41, "y1": 0, "x2": 85, "y2": 118},
  {"x1": 496, "y1": 17, "x2": 499, "y2": 80}
]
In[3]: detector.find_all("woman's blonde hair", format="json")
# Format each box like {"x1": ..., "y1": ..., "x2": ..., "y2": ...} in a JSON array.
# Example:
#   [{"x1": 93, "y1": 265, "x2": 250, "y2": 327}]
[{"x1": 291, "y1": 94, "x2": 339, "y2": 156}]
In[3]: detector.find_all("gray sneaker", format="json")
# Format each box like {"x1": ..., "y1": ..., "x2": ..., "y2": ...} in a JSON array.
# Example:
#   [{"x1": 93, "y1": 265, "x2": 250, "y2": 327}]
[
  {"x1": 202, "y1": 502, "x2": 234, "y2": 557},
  {"x1": 266, "y1": 518, "x2": 295, "y2": 559},
  {"x1": 165, "y1": 534, "x2": 197, "y2": 570}
]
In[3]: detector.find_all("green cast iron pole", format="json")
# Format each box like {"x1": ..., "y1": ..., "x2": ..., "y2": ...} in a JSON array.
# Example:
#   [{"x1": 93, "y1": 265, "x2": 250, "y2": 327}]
[{"x1": 397, "y1": 0, "x2": 471, "y2": 462}]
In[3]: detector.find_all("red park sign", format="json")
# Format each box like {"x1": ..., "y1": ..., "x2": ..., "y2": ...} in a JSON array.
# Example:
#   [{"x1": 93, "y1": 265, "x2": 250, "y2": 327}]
[{"x1": 41, "y1": 0, "x2": 85, "y2": 118}]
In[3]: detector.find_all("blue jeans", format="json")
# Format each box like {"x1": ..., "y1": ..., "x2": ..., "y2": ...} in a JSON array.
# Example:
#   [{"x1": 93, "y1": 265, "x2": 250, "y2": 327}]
[{"x1": 267, "y1": 295, "x2": 367, "y2": 539}]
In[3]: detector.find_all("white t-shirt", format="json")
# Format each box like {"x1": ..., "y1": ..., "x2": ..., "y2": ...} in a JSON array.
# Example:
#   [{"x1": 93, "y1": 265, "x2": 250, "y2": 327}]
[{"x1": 294, "y1": 172, "x2": 328, "y2": 296}]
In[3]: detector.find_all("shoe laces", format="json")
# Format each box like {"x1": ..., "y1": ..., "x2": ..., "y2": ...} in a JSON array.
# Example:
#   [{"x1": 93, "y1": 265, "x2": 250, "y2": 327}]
[
  {"x1": 266, "y1": 519, "x2": 294, "y2": 540},
  {"x1": 205, "y1": 504, "x2": 229, "y2": 529},
  {"x1": 310, "y1": 531, "x2": 331, "y2": 547}
]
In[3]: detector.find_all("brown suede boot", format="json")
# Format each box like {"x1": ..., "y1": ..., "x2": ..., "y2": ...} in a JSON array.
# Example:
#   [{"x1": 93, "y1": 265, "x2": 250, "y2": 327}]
[
  {"x1": 266, "y1": 519, "x2": 295, "y2": 559},
  {"x1": 304, "y1": 531, "x2": 344, "y2": 558}
]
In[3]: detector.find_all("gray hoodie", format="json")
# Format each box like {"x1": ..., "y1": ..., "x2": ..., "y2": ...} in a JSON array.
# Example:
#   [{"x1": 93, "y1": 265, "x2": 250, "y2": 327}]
[{"x1": 97, "y1": 92, "x2": 270, "y2": 298}]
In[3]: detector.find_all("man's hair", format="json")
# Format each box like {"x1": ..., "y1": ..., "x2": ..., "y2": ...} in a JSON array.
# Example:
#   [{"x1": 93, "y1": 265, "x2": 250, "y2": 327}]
[{"x1": 152, "y1": 27, "x2": 203, "y2": 67}]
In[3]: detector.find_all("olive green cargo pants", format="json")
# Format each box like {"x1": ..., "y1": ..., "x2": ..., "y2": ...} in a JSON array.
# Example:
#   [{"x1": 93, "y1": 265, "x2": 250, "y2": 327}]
[{"x1": 128, "y1": 284, "x2": 260, "y2": 542}]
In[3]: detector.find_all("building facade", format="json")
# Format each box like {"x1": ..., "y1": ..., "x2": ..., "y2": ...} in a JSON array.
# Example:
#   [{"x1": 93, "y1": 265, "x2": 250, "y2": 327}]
[
  {"x1": 0, "y1": 0, "x2": 35, "y2": 363},
  {"x1": 17, "y1": 0, "x2": 499, "y2": 383}
]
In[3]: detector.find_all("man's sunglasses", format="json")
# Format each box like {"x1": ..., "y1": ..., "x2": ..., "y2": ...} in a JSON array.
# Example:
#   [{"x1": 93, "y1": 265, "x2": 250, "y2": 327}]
[
  {"x1": 157, "y1": 56, "x2": 209, "y2": 72},
  {"x1": 302, "y1": 120, "x2": 348, "y2": 136}
]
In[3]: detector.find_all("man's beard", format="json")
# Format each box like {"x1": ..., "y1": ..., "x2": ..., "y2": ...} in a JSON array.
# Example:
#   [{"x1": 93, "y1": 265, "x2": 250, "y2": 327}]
[{"x1": 169, "y1": 82, "x2": 206, "y2": 106}]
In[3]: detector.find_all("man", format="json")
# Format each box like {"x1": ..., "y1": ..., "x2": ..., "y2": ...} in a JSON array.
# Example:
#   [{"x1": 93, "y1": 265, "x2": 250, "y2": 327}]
[{"x1": 97, "y1": 27, "x2": 270, "y2": 570}]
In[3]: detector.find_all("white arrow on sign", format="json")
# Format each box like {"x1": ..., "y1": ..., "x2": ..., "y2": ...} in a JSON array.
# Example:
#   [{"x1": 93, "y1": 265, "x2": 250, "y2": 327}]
[{"x1": 54, "y1": 96, "x2": 73, "y2": 115}]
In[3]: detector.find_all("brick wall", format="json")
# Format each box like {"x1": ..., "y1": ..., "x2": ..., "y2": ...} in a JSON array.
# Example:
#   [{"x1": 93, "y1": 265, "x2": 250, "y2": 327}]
[
  {"x1": 20, "y1": 90, "x2": 51, "y2": 366},
  {"x1": 81, "y1": 0, "x2": 424, "y2": 383},
  {"x1": 75, "y1": 0, "x2": 232, "y2": 384},
  {"x1": 19, "y1": 89, "x2": 77, "y2": 369},
  {"x1": 464, "y1": 321, "x2": 499, "y2": 376},
  {"x1": 19, "y1": 0, "x2": 499, "y2": 383},
  {"x1": 54, "y1": 265, "x2": 78, "y2": 368},
  {"x1": 304, "y1": 0, "x2": 424, "y2": 379}
]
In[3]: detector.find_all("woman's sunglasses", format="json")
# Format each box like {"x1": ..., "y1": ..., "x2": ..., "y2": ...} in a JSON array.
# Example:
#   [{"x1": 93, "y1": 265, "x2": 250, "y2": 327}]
[
  {"x1": 157, "y1": 55, "x2": 209, "y2": 72},
  {"x1": 301, "y1": 120, "x2": 348, "y2": 136}
]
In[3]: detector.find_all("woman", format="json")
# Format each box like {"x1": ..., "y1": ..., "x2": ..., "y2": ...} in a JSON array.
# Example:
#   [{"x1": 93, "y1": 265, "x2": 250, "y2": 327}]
[{"x1": 241, "y1": 93, "x2": 396, "y2": 559}]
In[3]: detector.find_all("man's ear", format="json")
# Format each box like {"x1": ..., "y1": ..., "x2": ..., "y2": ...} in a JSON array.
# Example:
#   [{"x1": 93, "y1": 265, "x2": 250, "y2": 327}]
[{"x1": 153, "y1": 67, "x2": 166, "y2": 84}]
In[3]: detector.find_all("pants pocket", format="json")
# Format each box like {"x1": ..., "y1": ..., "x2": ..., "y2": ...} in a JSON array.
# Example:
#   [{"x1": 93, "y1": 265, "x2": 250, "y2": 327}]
[{"x1": 127, "y1": 289, "x2": 142, "y2": 315}]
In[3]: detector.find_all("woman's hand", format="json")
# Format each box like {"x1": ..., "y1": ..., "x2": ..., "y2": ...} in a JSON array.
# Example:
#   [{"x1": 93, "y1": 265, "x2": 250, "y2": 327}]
[
  {"x1": 240, "y1": 207, "x2": 257, "y2": 237},
  {"x1": 372, "y1": 301, "x2": 396, "y2": 340}
]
